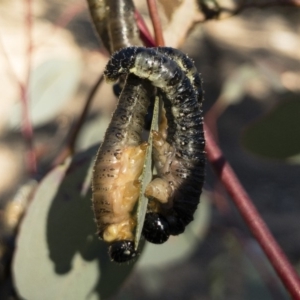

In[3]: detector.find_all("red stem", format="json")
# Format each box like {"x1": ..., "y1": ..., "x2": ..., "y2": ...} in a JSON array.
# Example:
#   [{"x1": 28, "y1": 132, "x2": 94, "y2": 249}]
[
  {"x1": 21, "y1": 0, "x2": 36, "y2": 175},
  {"x1": 0, "y1": 2, "x2": 36, "y2": 175},
  {"x1": 204, "y1": 124, "x2": 300, "y2": 299},
  {"x1": 147, "y1": 0, "x2": 165, "y2": 46},
  {"x1": 135, "y1": 10, "x2": 156, "y2": 47}
]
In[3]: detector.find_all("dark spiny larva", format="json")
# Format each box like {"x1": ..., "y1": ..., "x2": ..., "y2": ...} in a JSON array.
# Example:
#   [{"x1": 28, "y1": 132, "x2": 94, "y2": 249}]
[
  {"x1": 87, "y1": 0, "x2": 141, "y2": 54},
  {"x1": 92, "y1": 74, "x2": 153, "y2": 263},
  {"x1": 104, "y1": 47, "x2": 206, "y2": 244},
  {"x1": 156, "y1": 47, "x2": 203, "y2": 105}
]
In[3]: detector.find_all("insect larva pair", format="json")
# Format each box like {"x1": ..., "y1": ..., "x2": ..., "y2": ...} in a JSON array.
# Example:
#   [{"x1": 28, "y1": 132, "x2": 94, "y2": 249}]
[{"x1": 92, "y1": 47, "x2": 205, "y2": 263}]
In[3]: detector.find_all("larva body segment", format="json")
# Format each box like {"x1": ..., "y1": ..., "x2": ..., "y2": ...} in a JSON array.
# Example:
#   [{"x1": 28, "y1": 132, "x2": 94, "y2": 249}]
[
  {"x1": 104, "y1": 47, "x2": 206, "y2": 244},
  {"x1": 87, "y1": 0, "x2": 141, "y2": 53},
  {"x1": 93, "y1": 143, "x2": 147, "y2": 242},
  {"x1": 156, "y1": 47, "x2": 204, "y2": 105},
  {"x1": 108, "y1": 0, "x2": 142, "y2": 51},
  {"x1": 86, "y1": 0, "x2": 111, "y2": 52},
  {"x1": 92, "y1": 74, "x2": 152, "y2": 262}
]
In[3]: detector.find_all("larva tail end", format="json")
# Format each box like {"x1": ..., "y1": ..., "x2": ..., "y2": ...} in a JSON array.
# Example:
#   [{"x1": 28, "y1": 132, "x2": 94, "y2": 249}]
[
  {"x1": 108, "y1": 240, "x2": 138, "y2": 263},
  {"x1": 142, "y1": 213, "x2": 170, "y2": 244},
  {"x1": 104, "y1": 46, "x2": 141, "y2": 82}
]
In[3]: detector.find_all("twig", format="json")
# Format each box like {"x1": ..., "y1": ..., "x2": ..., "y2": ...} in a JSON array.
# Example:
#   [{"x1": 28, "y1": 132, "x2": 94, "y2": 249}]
[
  {"x1": 145, "y1": 0, "x2": 300, "y2": 298},
  {"x1": 135, "y1": 10, "x2": 156, "y2": 47},
  {"x1": 52, "y1": 74, "x2": 104, "y2": 167},
  {"x1": 0, "y1": 8, "x2": 36, "y2": 175},
  {"x1": 22, "y1": 0, "x2": 36, "y2": 175},
  {"x1": 147, "y1": 0, "x2": 165, "y2": 46}
]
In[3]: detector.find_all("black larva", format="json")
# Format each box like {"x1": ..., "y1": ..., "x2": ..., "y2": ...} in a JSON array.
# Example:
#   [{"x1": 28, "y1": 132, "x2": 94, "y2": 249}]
[
  {"x1": 155, "y1": 47, "x2": 204, "y2": 105},
  {"x1": 92, "y1": 74, "x2": 153, "y2": 263},
  {"x1": 104, "y1": 47, "x2": 205, "y2": 244}
]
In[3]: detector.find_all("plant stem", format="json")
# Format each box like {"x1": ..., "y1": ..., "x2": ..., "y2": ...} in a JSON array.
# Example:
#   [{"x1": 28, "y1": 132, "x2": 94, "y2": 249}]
[
  {"x1": 22, "y1": 0, "x2": 36, "y2": 175},
  {"x1": 147, "y1": 0, "x2": 164, "y2": 46}
]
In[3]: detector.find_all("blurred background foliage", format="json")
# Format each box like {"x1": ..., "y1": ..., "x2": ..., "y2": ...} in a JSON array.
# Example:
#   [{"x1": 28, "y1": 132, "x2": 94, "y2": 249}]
[{"x1": 0, "y1": 0, "x2": 299, "y2": 299}]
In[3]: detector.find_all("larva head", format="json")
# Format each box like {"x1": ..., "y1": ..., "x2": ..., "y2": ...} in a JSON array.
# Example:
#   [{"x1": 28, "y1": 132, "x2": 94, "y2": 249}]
[
  {"x1": 104, "y1": 47, "x2": 140, "y2": 82},
  {"x1": 142, "y1": 213, "x2": 170, "y2": 244},
  {"x1": 108, "y1": 240, "x2": 138, "y2": 263}
]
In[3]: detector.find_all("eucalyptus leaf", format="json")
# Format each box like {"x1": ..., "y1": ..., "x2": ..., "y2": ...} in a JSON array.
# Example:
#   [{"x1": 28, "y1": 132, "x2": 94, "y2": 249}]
[
  {"x1": 134, "y1": 96, "x2": 160, "y2": 250},
  {"x1": 13, "y1": 146, "x2": 136, "y2": 300},
  {"x1": 75, "y1": 114, "x2": 111, "y2": 152},
  {"x1": 8, "y1": 59, "x2": 82, "y2": 129},
  {"x1": 241, "y1": 94, "x2": 300, "y2": 159}
]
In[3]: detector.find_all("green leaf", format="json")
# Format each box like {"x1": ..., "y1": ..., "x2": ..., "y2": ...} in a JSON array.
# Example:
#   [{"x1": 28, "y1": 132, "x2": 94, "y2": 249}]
[
  {"x1": 13, "y1": 146, "x2": 136, "y2": 300},
  {"x1": 8, "y1": 58, "x2": 82, "y2": 129},
  {"x1": 241, "y1": 94, "x2": 300, "y2": 159},
  {"x1": 134, "y1": 96, "x2": 160, "y2": 250}
]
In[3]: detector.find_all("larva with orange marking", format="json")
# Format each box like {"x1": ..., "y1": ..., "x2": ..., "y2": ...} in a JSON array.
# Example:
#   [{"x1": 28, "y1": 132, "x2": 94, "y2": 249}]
[
  {"x1": 104, "y1": 47, "x2": 205, "y2": 244},
  {"x1": 92, "y1": 74, "x2": 153, "y2": 263}
]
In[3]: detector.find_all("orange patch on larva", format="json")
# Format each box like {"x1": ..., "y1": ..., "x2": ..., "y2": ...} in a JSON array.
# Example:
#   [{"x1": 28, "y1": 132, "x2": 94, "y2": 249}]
[{"x1": 93, "y1": 142, "x2": 148, "y2": 243}]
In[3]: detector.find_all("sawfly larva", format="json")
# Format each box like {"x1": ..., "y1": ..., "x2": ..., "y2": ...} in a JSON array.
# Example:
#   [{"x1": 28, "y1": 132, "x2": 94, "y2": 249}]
[
  {"x1": 92, "y1": 74, "x2": 153, "y2": 262},
  {"x1": 104, "y1": 47, "x2": 205, "y2": 244}
]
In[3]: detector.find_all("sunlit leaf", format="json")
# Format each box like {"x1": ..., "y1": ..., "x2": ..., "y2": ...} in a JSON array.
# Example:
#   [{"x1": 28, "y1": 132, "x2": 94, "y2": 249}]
[
  {"x1": 8, "y1": 59, "x2": 82, "y2": 129},
  {"x1": 241, "y1": 94, "x2": 300, "y2": 159},
  {"x1": 13, "y1": 146, "x2": 136, "y2": 300}
]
